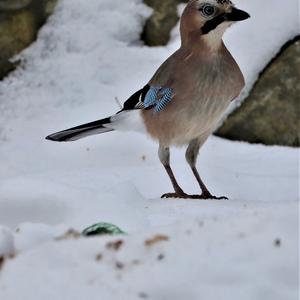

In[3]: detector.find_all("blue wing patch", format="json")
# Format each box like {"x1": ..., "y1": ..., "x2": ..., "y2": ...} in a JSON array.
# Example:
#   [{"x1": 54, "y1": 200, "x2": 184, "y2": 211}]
[
  {"x1": 143, "y1": 87, "x2": 159, "y2": 108},
  {"x1": 144, "y1": 86, "x2": 173, "y2": 113}
]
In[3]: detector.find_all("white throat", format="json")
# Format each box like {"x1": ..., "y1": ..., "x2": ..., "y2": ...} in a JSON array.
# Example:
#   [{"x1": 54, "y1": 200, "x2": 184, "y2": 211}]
[{"x1": 202, "y1": 23, "x2": 228, "y2": 50}]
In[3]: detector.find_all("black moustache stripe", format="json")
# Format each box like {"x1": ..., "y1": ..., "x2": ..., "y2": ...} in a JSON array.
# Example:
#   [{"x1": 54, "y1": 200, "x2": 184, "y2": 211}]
[{"x1": 201, "y1": 14, "x2": 226, "y2": 35}]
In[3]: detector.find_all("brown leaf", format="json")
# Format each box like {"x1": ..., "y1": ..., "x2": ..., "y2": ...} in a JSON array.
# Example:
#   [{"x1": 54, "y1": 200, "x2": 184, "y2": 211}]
[
  {"x1": 145, "y1": 235, "x2": 169, "y2": 247},
  {"x1": 55, "y1": 229, "x2": 81, "y2": 241}
]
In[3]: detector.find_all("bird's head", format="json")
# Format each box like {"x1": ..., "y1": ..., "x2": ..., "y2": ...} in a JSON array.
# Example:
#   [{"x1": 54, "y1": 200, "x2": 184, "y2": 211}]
[{"x1": 180, "y1": 0, "x2": 250, "y2": 49}]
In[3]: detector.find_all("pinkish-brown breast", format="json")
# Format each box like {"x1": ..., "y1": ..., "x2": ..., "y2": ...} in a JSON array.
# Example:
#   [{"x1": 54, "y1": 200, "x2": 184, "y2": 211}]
[{"x1": 142, "y1": 43, "x2": 245, "y2": 146}]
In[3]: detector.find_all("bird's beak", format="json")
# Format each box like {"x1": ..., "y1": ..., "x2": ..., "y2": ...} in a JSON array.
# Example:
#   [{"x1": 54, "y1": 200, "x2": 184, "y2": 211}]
[{"x1": 225, "y1": 7, "x2": 250, "y2": 22}]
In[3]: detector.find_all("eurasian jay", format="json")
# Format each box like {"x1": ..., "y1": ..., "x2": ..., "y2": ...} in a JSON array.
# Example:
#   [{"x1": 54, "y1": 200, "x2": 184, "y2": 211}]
[{"x1": 46, "y1": 0, "x2": 250, "y2": 200}]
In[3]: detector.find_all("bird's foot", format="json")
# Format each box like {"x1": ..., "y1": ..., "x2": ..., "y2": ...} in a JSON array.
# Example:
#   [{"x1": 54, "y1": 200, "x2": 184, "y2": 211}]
[
  {"x1": 189, "y1": 193, "x2": 229, "y2": 200},
  {"x1": 161, "y1": 192, "x2": 190, "y2": 199},
  {"x1": 161, "y1": 192, "x2": 228, "y2": 200}
]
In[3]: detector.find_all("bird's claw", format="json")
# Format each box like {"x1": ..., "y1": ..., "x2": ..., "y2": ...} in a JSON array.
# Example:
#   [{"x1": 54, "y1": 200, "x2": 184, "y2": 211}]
[
  {"x1": 161, "y1": 192, "x2": 190, "y2": 199},
  {"x1": 193, "y1": 193, "x2": 229, "y2": 200},
  {"x1": 161, "y1": 192, "x2": 228, "y2": 200}
]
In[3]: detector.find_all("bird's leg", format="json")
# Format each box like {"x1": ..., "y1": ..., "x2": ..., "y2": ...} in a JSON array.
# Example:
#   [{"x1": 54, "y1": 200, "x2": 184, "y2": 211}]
[
  {"x1": 158, "y1": 144, "x2": 188, "y2": 199},
  {"x1": 185, "y1": 139, "x2": 228, "y2": 200}
]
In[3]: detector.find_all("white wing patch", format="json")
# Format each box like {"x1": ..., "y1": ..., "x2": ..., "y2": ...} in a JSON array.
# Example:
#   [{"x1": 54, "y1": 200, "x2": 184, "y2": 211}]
[{"x1": 105, "y1": 110, "x2": 147, "y2": 134}]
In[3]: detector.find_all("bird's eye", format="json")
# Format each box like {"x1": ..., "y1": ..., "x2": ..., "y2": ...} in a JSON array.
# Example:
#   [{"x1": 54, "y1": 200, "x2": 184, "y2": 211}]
[{"x1": 200, "y1": 4, "x2": 216, "y2": 17}]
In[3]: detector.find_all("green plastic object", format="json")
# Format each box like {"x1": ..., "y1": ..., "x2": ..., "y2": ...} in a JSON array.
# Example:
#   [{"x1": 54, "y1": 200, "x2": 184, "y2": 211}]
[{"x1": 82, "y1": 222, "x2": 126, "y2": 237}]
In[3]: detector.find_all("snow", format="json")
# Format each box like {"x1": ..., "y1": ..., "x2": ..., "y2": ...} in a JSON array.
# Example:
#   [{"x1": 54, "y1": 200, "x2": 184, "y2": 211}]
[
  {"x1": 0, "y1": 227, "x2": 15, "y2": 257},
  {"x1": 0, "y1": 0, "x2": 299, "y2": 299}
]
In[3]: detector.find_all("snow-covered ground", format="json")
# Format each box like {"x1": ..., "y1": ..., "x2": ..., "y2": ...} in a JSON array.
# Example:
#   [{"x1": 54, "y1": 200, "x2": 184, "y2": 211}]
[{"x1": 0, "y1": 0, "x2": 299, "y2": 299}]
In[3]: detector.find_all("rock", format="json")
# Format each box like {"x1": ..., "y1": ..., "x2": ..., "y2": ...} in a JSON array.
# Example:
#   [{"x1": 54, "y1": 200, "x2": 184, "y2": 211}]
[
  {"x1": 216, "y1": 37, "x2": 300, "y2": 147},
  {"x1": 142, "y1": 0, "x2": 188, "y2": 46},
  {"x1": 0, "y1": 0, "x2": 31, "y2": 11},
  {"x1": 0, "y1": 10, "x2": 36, "y2": 79},
  {"x1": 0, "y1": 0, "x2": 58, "y2": 80},
  {"x1": 43, "y1": 0, "x2": 57, "y2": 17}
]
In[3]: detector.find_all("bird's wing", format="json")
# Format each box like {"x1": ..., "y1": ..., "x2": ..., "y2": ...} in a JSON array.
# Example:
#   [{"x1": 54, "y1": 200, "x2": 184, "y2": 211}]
[{"x1": 121, "y1": 84, "x2": 174, "y2": 113}]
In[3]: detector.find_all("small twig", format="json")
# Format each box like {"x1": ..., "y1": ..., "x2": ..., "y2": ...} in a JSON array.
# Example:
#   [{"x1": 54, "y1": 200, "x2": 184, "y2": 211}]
[{"x1": 114, "y1": 97, "x2": 122, "y2": 109}]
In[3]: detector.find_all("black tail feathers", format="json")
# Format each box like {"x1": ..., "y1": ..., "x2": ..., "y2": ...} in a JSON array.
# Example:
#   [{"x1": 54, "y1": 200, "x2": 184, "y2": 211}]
[{"x1": 45, "y1": 117, "x2": 113, "y2": 142}]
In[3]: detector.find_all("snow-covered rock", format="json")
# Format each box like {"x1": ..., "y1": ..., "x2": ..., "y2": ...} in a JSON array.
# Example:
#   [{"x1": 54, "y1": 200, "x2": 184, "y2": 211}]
[{"x1": 217, "y1": 38, "x2": 300, "y2": 146}]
